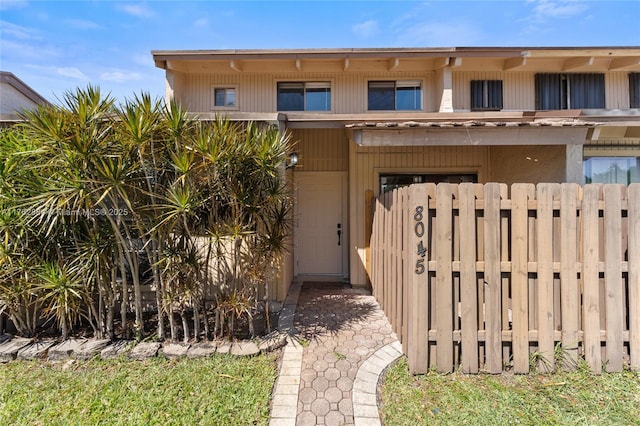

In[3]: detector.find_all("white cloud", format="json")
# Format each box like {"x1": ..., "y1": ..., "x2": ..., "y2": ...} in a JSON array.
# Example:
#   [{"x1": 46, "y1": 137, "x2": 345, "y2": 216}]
[
  {"x1": 529, "y1": 0, "x2": 589, "y2": 19},
  {"x1": 395, "y1": 21, "x2": 484, "y2": 46},
  {"x1": 117, "y1": 4, "x2": 155, "y2": 18},
  {"x1": 100, "y1": 71, "x2": 142, "y2": 83},
  {"x1": 0, "y1": 0, "x2": 28, "y2": 11},
  {"x1": 194, "y1": 17, "x2": 209, "y2": 28},
  {"x1": 352, "y1": 20, "x2": 379, "y2": 38},
  {"x1": 65, "y1": 19, "x2": 103, "y2": 30},
  {"x1": 57, "y1": 67, "x2": 89, "y2": 80},
  {"x1": 0, "y1": 20, "x2": 39, "y2": 40}
]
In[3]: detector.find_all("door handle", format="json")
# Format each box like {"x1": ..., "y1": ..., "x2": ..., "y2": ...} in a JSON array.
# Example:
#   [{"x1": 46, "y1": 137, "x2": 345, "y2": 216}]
[{"x1": 337, "y1": 223, "x2": 342, "y2": 246}]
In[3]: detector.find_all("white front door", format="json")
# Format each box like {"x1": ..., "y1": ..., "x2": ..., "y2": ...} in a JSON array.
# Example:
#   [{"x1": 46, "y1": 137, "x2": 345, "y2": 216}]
[{"x1": 295, "y1": 172, "x2": 347, "y2": 278}]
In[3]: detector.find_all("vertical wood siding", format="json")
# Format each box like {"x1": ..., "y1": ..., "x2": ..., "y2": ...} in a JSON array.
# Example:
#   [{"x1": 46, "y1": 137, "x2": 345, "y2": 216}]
[
  {"x1": 289, "y1": 129, "x2": 349, "y2": 172},
  {"x1": 176, "y1": 69, "x2": 635, "y2": 113}
]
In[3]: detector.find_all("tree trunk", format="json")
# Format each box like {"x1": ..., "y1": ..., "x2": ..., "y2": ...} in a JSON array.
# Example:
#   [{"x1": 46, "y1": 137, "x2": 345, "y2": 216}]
[
  {"x1": 180, "y1": 310, "x2": 190, "y2": 343},
  {"x1": 193, "y1": 302, "x2": 200, "y2": 342},
  {"x1": 168, "y1": 308, "x2": 177, "y2": 341}
]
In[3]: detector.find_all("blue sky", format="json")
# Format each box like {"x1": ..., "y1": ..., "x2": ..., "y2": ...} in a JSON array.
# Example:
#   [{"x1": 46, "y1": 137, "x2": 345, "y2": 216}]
[{"x1": 1, "y1": 0, "x2": 639, "y2": 104}]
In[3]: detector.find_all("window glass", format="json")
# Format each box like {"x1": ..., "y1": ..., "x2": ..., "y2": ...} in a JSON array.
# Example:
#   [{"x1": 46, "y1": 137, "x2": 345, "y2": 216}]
[
  {"x1": 584, "y1": 157, "x2": 640, "y2": 184},
  {"x1": 396, "y1": 81, "x2": 422, "y2": 110},
  {"x1": 305, "y1": 82, "x2": 331, "y2": 111},
  {"x1": 380, "y1": 173, "x2": 477, "y2": 193},
  {"x1": 368, "y1": 81, "x2": 395, "y2": 110},
  {"x1": 214, "y1": 88, "x2": 236, "y2": 107},
  {"x1": 277, "y1": 82, "x2": 304, "y2": 111},
  {"x1": 278, "y1": 82, "x2": 330, "y2": 111}
]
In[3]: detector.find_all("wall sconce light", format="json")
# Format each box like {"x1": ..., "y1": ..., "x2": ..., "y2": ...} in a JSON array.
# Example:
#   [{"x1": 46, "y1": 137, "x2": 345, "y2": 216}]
[{"x1": 286, "y1": 152, "x2": 299, "y2": 169}]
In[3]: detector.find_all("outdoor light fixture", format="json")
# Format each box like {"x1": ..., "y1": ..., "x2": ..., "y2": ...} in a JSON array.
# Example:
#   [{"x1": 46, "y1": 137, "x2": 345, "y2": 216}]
[{"x1": 286, "y1": 151, "x2": 299, "y2": 169}]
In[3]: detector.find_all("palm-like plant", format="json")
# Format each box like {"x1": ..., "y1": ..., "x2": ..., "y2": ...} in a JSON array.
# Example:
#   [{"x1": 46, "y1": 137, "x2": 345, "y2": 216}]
[{"x1": 36, "y1": 262, "x2": 88, "y2": 340}]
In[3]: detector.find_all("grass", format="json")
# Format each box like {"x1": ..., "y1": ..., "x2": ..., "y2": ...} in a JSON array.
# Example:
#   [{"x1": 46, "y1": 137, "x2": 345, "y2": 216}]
[
  {"x1": 0, "y1": 353, "x2": 278, "y2": 425},
  {"x1": 381, "y1": 358, "x2": 640, "y2": 426}
]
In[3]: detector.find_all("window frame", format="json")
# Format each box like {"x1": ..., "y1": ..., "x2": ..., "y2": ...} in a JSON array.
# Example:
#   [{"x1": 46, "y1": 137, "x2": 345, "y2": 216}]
[
  {"x1": 470, "y1": 80, "x2": 503, "y2": 111},
  {"x1": 212, "y1": 86, "x2": 238, "y2": 110},
  {"x1": 276, "y1": 81, "x2": 332, "y2": 112},
  {"x1": 367, "y1": 80, "x2": 423, "y2": 111}
]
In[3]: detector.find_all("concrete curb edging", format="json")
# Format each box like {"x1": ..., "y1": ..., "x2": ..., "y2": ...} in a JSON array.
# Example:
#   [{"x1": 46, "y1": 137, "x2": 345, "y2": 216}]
[
  {"x1": 269, "y1": 280, "x2": 303, "y2": 426},
  {"x1": 352, "y1": 340, "x2": 404, "y2": 426}
]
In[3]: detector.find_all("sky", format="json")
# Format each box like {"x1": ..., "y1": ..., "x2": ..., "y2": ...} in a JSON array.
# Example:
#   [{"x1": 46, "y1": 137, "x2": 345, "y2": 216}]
[{"x1": 1, "y1": 0, "x2": 639, "y2": 104}]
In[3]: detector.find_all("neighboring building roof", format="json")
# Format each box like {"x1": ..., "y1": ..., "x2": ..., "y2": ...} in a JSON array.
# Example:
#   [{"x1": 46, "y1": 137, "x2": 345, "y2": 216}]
[{"x1": 0, "y1": 71, "x2": 50, "y2": 123}]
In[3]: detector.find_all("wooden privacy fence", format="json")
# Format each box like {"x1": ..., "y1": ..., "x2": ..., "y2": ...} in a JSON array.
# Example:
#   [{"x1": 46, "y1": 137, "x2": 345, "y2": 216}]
[{"x1": 370, "y1": 183, "x2": 640, "y2": 374}]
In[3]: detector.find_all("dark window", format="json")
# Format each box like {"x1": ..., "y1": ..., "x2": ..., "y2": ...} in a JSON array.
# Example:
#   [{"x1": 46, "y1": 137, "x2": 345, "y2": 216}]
[
  {"x1": 630, "y1": 73, "x2": 640, "y2": 108},
  {"x1": 277, "y1": 82, "x2": 330, "y2": 111},
  {"x1": 368, "y1": 81, "x2": 422, "y2": 111},
  {"x1": 380, "y1": 173, "x2": 477, "y2": 194},
  {"x1": 471, "y1": 80, "x2": 503, "y2": 110},
  {"x1": 535, "y1": 73, "x2": 605, "y2": 110}
]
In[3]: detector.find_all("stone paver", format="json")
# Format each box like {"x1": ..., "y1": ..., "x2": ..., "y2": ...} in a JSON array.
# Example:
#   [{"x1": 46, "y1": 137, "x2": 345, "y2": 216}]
[
  {"x1": 48, "y1": 338, "x2": 86, "y2": 361},
  {"x1": 129, "y1": 341, "x2": 161, "y2": 359},
  {"x1": 75, "y1": 339, "x2": 111, "y2": 360},
  {"x1": 17, "y1": 339, "x2": 56, "y2": 360},
  {"x1": 290, "y1": 282, "x2": 400, "y2": 426},
  {"x1": 101, "y1": 340, "x2": 133, "y2": 359},
  {"x1": 0, "y1": 337, "x2": 32, "y2": 362}
]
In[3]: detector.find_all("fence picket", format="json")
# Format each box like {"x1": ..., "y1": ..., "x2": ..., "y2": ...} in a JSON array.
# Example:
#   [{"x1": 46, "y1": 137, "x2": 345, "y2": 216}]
[
  {"x1": 582, "y1": 184, "x2": 602, "y2": 374},
  {"x1": 436, "y1": 183, "x2": 454, "y2": 372},
  {"x1": 537, "y1": 183, "x2": 559, "y2": 372},
  {"x1": 560, "y1": 183, "x2": 580, "y2": 371},
  {"x1": 604, "y1": 185, "x2": 624, "y2": 372},
  {"x1": 484, "y1": 183, "x2": 502, "y2": 373},
  {"x1": 459, "y1": 183, "x2": 479, "y2": 373},
  {"x1": 512, "y1": 183, "x2": 534, "y2": 374},
  {"x1": 407, "y1": 184, "x2": 429, "y2": 373}
]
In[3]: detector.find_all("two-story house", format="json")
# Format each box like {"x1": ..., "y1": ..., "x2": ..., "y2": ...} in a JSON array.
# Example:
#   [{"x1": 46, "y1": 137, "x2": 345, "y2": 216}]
[{"x1": 152, "y1": 46, "x2": 640, "y2": 300}]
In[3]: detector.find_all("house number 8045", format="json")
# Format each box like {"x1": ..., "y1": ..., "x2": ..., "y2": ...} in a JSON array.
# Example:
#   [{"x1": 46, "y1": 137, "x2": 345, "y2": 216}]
[{"x1": 414, "y1": 206, "x2": 426, "y2": 274}]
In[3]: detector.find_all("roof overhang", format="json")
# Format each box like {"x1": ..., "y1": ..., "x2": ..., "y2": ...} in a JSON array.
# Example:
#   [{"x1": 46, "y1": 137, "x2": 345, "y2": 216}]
[
  {"x1": 351, "y1": 125, "x2": 591, "y2": 147},
  {"x1": 152, "y1": 46, "x2": 640, "y2": 73}
]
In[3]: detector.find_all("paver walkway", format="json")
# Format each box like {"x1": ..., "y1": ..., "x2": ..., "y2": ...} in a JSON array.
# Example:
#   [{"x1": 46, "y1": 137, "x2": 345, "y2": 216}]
[{"x1": 290, "y1": 282, "x2": 401, "y2": 426}]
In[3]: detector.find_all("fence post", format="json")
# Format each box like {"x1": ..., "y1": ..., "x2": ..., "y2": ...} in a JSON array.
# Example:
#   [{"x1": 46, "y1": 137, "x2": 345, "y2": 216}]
[
  {"x1": 407, "y1": 184, "x2": 429, "y2": 374},
  {"x1": 435, "y1": 183, "x2": 454, "y2": 373}
]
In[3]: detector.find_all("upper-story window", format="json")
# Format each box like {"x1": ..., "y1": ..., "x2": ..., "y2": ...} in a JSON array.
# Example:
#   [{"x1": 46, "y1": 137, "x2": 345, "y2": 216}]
[
  {"x1": 368, "y1": 80, "x2": 422, "y2": 111},
  {"x1": 630, "y1": 73, "x2": 640, "y2": 108},
  {"x1": 277, "y1": 82, "x2": 331, "y2": 111},
  {"x1": 471, "y1": 80, "x2": 503, "y2": 111},
  {"x1": 535, "y1": 73, "x2": 605, "y2": 110},
  {"x1": 213, "y1": 87, "x2": 236, "y2": 108}
]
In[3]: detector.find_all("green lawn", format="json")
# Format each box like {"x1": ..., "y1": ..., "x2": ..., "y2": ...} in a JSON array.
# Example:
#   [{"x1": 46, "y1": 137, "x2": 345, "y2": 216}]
[
  {"x1": 381, "y1": 358, "x2": 640, "y2": 426},
  {"x1": 0, "y1": 354, "x2": 277, "y2": 425}
]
